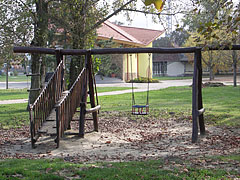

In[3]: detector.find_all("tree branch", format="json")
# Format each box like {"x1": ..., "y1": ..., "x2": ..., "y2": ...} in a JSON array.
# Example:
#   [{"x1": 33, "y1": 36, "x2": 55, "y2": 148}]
[
  {"x1": 18, "y1": 0, "x2": 36, "y2": 21},
  {"x1": 83, "y1": 0, "x2": 137, "y2": 36},
  {"x1": 121, "y1": 8, "x2": 187, "y2": 16}
]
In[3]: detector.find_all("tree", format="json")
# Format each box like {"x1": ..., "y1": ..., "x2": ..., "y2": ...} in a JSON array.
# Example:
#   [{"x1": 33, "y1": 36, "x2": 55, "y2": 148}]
[
  {"x1": 170, "y1": 30, "x2": 190, "y2": 47},
  {"x1": 0, "y1": 0, "x2": 32, "y2": 67},
  {"x1": 180, "y1": 0, "x2": 240, "y2": 81},
  {"x1": 184, "y1": 31, "x2": 234, "y2": 80}
]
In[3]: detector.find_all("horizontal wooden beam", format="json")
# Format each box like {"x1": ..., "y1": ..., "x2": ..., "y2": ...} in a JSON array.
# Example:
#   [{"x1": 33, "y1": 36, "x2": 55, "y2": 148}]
[
  {"x1": 207, "y1": 45, "x2": 240, "y2": 51},
  {"x1": 14, "y1": 45, "x2": 240, "y2": 56},
  {"x1": 27, "y1": 88, "x2": 41, "y2": 92},
  {"x1": 26, "y1": 73, "x2": 40, "y2": 77},
  {"x1": 13, "y1": 46, "x2": 55, "y2": 54}
]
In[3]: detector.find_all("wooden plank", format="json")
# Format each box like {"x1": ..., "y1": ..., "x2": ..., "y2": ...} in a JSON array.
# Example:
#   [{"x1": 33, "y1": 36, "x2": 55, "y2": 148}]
[
  {"x1": 38, "y1": 120, "x2": 57, "y2": 136},
  {"x1": 26, "y1": 73, "x2": 40, "y2": 76}
]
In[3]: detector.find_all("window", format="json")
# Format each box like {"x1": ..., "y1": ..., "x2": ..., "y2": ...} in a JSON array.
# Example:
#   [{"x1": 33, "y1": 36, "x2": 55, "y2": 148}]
[{"x1": 153, "y1": 62, "x2": 167, "y2": 75}]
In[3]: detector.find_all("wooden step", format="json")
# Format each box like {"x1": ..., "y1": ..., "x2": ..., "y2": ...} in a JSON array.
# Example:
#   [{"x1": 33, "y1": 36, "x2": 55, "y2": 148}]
[
  {"x1": 72, "y1": 118, "x2": 94, "y2": 121},
  {"x1": 38, "y1": 120, "x2": 56, "y2": 136}
]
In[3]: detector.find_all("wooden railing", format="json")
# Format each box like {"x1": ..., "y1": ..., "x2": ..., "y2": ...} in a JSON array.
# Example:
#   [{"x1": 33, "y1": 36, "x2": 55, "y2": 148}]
[
  {"x1": 55, "y1": 67, "x2": 87, "y2": 147},
  {"x1": 29, "y1": 60, "x2": 64, "y2": 148}
]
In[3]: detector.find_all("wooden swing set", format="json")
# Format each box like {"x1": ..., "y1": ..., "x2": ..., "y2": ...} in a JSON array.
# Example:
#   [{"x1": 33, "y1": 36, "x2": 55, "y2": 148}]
[{"x1": 14, "y1": 45, "x2": 240, "y2": 148}]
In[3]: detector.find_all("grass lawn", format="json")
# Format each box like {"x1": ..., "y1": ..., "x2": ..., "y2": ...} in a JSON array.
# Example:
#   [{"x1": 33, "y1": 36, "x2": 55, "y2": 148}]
[
  {"x1": 0, "y1": 158, "x2": 238, "y2": 180},
  {"x1": 0, "y1": 75, "x2": 28, "y2": 82},
  {"x1": 99, "y1": 86, "x2": 240, "y2": 126},
  {"x1": 0, "y1": 103, "x2": 28, "y2": 129},
  {"x1": 153, "y1": 76, "x2": 193, "y2": 80},
  {"x1": 0, "y1": 89, "x2": 29, "y2": 100},
  {"x1": 0, "y1": 87, "x2": 132, "y2": 101},
  {"x1": 1, "y1": 86, "x2": 239, "y2": 128}
]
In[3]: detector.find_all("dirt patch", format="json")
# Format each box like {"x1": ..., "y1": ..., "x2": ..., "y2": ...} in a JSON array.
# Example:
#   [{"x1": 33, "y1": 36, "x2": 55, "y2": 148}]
[{"x1": 0, "y1": 112, "x2": 239, "y2": 172}]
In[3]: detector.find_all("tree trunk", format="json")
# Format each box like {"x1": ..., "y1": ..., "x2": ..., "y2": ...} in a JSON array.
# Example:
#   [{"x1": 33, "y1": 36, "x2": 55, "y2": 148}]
[
  {"x1": 209, "y1": 67, "x2": 214, "y2": 81},
  {"x1": 68, "y1": 1, "x2": 87, "y2": 88},
  {"x1": 232, "y1": 50, "x2": 237, "y2": 87},
  {"x1": 209, "y1": 50, "x2": 214, "y2": 81},
  {"x1": 29, "y1": 54, "x2": 41, "y2": 105},
  {"x1": 29, "y1": 0, "x2": 48, "y2": 105}
]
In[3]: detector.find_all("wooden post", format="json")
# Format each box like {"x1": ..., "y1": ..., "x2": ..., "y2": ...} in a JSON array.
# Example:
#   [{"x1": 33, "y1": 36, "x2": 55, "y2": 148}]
[
  {"x1": 79, "y1": 52, "x2": 89, "y2": 137},
  {"x1": 6, "y1": 61, "x2": 8, "y2": 89},
  {"x1": 192, "y1": 49, "x2": 199, "y2": 143},
  {"x1": 29, "y1": 105, "x2": 35, "y2": 148},
  {"x1": 197, "y1": 50, "x2": 205, "y2": 135},
  {"x1": 55, "y1": 107, "x2": 60, "y2": 148},
  {"x1": 88, "y1": 56, "x2": 98, "y2": 132}
]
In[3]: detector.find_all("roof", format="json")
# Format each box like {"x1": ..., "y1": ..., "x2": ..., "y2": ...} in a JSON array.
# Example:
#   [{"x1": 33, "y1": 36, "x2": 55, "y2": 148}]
[{"x1": 97, "y1": 21, "x2": 164, "y2": 47}]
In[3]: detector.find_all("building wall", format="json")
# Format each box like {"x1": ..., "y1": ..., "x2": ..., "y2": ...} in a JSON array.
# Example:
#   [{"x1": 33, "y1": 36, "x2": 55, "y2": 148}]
[
  {"x1": 185, "y1": 62, "x2": 194, "y2": 73},
  {"x1": 138, "y1": 43, "x2": 153, "y2": 79},
  {"x1": 123, "y1": 53, "x2": 138, "y2": 81},
  {"x1": 167, "y1": 62, "x2": 185, "y2": 76}
]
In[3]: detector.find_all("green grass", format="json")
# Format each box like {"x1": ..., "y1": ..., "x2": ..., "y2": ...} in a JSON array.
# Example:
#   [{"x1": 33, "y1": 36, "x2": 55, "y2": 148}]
[
  {"x1": 99, "y1": 86, "x2": 240, "y2": 126},
  {"x1": 153, "y1": 76, "x2": 193, "y2": 80},
  {"x1": 0, "y1": 158, "x2": 237, "y2": 180},
  {"x1": 96, "y1": 86, "x2": 132, "y2": 93},
  {"x1": 210, "y1": 154, "x2": 240, "y2": 162},
  {"x1": 1, "y1": 86, "x2": 239, "y2": 129},
  {"x1": 0, "y1": 89, "x2": 29, "y2": 100},
  {"x1": 0, "y1": 87, "x2": 132, "y2": 101},
  {"x1": 0, "y1": 75, "x2": 28, "y2": 82},
  {"x1": 0, "y1": 103, "x2": 28, "y2": 129}
]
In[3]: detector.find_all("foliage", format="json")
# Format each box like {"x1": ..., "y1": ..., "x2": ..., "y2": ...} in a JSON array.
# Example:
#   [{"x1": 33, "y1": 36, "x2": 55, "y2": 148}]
[
  {"x1": 184, "y1": 31, "x2": 235, "y2": 80},
  {"x1": 170, "y1": 30, "x2": 190, "y2": 47},
  {"x1": 0, "y1": 0, "x2": 32, "y2": 67},
  {"x1": 153, "y1": 37, "x2": 173, "y2": 47},
  {"x1": 94, "y1": 39, "x2": 120, "y2": 77},
  {"x1": 180, "y1": 0, "x2": 240, "y2": 46},
  {"x1": 128, "y1": 77, "x2": 159, "y2": 83}
]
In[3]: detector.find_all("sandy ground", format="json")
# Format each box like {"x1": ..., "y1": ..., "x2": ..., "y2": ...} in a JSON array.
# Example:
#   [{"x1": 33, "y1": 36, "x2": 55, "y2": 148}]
[{"x1": 0, "y1": 111, "x2": 239, "y2": 173}]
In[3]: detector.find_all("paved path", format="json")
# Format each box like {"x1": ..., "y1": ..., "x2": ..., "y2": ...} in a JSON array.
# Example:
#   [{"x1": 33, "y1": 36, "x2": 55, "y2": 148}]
[
  {"x1": 0, "y1": 82, "x2": 30, "y2": 89},
  {"x1": 0, "y1": 76, "x2": 239, "y2": 105}
]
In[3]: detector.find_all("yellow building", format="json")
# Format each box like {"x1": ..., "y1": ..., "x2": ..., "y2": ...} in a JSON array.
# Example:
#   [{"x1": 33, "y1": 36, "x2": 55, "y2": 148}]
[{"x1": 97, "y1": 21, "x2": 164, "y2": 81}]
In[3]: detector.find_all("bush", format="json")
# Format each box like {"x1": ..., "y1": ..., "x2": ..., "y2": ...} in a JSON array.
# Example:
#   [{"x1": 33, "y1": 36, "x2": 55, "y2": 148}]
[
  {"x1": 13, "y1": 70, "x2": 18, "y2": 76},
  {"x1": 127, "y1": 77, "x2": 159, "y2": 83}
]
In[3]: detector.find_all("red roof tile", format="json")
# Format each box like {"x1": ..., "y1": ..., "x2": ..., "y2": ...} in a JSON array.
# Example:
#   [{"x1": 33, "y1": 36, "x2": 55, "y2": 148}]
[{"x1": 97, "y1": 21, "x2": 164, "y2": 47}]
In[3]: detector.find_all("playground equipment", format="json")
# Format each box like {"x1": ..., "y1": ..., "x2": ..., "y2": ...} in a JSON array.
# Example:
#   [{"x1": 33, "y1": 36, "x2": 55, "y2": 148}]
[
  {"x1": 130, "y1": 54, "x2": 151, "y2": 115},
  {"x1": 14, "y1": 45, "x2": 240, "y2": 148}
]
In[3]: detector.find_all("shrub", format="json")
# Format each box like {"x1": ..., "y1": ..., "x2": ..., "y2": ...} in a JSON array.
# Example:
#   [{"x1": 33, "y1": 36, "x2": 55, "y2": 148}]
[
  {"x1": 127, "y1": 77, "x2": 159, "y2": 83},
  {"x1": 13, "y1": 70, "x2": 18, "y2": 76}
]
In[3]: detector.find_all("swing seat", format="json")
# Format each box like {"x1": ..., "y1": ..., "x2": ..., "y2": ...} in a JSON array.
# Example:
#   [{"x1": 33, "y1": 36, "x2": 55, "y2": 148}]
[{"x1": 132, "y1": 105, "x2": 149, "y2": 115}]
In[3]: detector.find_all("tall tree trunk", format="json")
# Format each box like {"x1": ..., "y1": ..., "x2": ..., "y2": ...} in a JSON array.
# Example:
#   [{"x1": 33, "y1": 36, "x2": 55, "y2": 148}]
[
  {"x1": 68, "y1": 1, "x2": 87, "y2": 88},
  {"x1": 232, "y1": 50, "x2": 237, "y2": 87},
  {"x1": 29, "y1": 0, "x2": 48, "y2": 105},
  {"x1": 209, "y1": 51, "x2": 214, "y2": 81}
]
